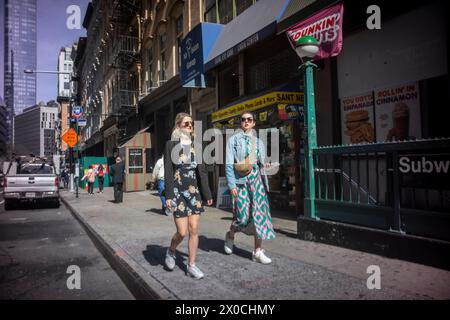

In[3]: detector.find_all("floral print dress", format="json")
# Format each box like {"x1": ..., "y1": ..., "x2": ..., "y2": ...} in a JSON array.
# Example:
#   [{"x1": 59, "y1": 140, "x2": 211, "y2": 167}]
[{"x1": 172, "y1": 144, "x2": 204, "y2": 218}]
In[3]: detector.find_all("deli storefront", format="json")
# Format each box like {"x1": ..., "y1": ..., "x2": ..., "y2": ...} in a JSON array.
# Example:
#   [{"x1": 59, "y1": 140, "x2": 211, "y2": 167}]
[{"x1": 212, "y1": 88, "x2": 305, "y2": 215}]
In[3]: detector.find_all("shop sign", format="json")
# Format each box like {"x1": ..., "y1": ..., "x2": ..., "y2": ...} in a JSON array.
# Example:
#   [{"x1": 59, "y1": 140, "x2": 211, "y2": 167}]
[
  {"x1": 340, "y1": 93, "x2": 375, "y2": 144},
  {"x1": 212, "y1": 91, "x2": 303, "y2": 123},
  {"x1": 374, "y1": 82, "x2": 422, "y2": 142},
  {"x1": 286, "y1": 3, "x2": 344, "y2": 60},
  {"x1": 181, "y1": 23, "x2": 224, "y2": 87},
  {"x1": 399, "y1": 154, "x2": 450, "y2": 189},
  {"x1": 278, "y1": 104, "x2": 304, "y2": 121}
]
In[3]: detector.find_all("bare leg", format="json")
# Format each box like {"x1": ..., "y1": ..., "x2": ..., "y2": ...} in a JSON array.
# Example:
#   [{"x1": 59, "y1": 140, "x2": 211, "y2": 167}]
[
  {"x1": 170, "y1": 217, "x2": 188, "y2": 252},
  {"x1": 188, "y1": 214, "x2": 200, "y2": 265},
  {"x1": 255, "y1": 236, "x2": 262, "y2": 252}
]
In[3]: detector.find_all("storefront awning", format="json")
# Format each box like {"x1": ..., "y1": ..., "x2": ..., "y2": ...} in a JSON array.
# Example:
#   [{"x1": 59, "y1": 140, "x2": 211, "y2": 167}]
[
  {"x1": 119, "y1": 127, "x2": 151, "y2": 149},
  {"x1": 204, "y1": 0, "x2": 289, "y2": 72},
  {"x1": 277, "y1": 0, "x2": 338, "y2": 33}
]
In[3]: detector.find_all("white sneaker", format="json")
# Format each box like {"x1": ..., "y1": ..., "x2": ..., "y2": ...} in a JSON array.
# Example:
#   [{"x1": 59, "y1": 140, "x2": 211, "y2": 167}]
[
  {"x1": 165, "y1": 249, "x2": 176, "y2": 271},
  {"x1": 187, "y1": 264, "x2": 204, "y2": 279},
  {"x1": 224, "y1": 232, "x2": 234, "y2": 255},
  {"x1": 252, "y1": 249, "x2": 272, "y2": 264}
]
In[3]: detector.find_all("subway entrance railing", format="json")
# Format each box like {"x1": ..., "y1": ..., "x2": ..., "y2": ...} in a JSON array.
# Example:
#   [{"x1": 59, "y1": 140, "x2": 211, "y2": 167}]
[{"x1": 311, "y1": 138, "x2": 450, "y2": 241}]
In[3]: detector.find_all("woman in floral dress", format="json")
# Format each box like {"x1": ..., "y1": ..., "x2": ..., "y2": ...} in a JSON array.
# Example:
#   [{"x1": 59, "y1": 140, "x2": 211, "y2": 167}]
[{"x1": 163, "y1": 113, "x2": 213, "y2": 279}]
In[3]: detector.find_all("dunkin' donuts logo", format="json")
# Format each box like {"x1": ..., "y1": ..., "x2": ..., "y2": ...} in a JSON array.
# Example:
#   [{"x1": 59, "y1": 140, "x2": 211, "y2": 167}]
[{"x1": 288, "y1": 13, "x2": 341, "y2": 44}]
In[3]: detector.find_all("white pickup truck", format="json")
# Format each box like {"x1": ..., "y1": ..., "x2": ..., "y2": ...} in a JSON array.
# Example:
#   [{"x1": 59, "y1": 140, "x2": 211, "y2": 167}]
[{"x1": 3, "y1": 160, "x2": 60, "y2": 210}]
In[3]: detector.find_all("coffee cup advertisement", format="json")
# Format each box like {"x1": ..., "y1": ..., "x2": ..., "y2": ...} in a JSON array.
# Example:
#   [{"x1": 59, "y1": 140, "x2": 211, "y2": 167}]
[
  {"x1": 340, "y1": 93, "x2": 375, "y2": 144},
  {"x1": 375, "y1": 82, "x2": 422, "y2": 142}
]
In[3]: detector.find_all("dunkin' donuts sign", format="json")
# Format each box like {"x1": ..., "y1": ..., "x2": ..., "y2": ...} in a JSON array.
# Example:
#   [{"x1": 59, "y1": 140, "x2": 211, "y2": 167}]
[{"x1": 286, "y1": 3, "x2": 344, "y2": 60}]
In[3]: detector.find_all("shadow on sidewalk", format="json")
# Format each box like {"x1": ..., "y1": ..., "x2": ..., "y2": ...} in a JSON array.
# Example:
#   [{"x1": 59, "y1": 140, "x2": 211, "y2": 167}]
[
  {"x1": 142, "y1": 236, "x2": 253, "y2": 270},
  {"x1": 198, "y1": 235, "x2": 252, "y2": 260},
  {"x1": 143, "y1": 244, "x2": 189, "y2": 272},
  {"x1": 145, "y1": 208, "x2": 166, "y2": 215}
]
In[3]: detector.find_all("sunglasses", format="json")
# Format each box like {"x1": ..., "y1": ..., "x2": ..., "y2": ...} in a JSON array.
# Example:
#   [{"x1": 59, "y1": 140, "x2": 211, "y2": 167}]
[
  {"x1": 181, "y1": 121, "x2": 194, "y2": 127},
  {"x1": 241, "y1": 117, "x2": 254, "y2": 123}
]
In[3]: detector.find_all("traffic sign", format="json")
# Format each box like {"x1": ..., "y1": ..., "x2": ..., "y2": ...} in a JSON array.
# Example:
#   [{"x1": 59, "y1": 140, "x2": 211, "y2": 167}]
[
  {"x1": 62, "y1": 128, "x2": 79, "y2": 148},
  {"x1": 72, "y1": 106, "x2": 84, "y2": 119},
  {"x1": 77, "y1": 117, "x2": 87, "y2": 127}
]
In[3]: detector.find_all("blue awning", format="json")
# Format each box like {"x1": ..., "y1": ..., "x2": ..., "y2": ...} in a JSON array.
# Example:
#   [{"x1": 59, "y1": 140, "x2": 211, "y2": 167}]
[{"x1": 204, "y1": 0, "x2": 289, "y2": 72}]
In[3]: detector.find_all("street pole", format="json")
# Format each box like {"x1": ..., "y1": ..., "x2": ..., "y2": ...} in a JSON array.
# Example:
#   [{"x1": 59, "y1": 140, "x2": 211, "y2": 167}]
[
  {"x1": 75, "y1": 119, "x2": 79, "y2": 198},
  {"x1": 69, "y1": 147, "x2": 74, "y2": 192},
  {"x1": 302, "y1": 60, "x2": 318, "y2": 219},
  {"x1": 294, "y1": 35, "x2": 320, "y2": 220}
]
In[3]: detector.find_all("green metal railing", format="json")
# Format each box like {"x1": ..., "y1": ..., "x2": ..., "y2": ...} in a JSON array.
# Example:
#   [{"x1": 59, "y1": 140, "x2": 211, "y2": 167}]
[{"x1": 312, "y1": 138, "x2": 450, "y2": 241}]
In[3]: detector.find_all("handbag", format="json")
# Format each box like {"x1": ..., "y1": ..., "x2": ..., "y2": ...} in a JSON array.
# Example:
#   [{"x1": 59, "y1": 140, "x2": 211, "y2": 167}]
[
  {"x1": 234, "y1": 155, "x2": 254, "y2": 176},
  {"x1": 234, "y1": 135, "x2": 256, "y2": 177}
]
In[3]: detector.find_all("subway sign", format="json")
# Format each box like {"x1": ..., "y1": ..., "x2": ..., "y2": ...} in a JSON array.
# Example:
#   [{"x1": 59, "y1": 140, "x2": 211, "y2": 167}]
[{"x1": 399, "y1": 154, "x2": 450, "y2": 189}]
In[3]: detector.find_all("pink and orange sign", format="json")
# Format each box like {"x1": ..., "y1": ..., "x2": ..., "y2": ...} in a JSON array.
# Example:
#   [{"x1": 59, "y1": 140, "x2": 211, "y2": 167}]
[{"x1": 286, "y1": 3, "x2": 344, "y2": 60}]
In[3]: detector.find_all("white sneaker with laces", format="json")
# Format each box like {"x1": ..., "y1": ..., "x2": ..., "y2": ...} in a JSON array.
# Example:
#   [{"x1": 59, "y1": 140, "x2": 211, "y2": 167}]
[
  {"x1": 224, "y1": 232, "x2": 234, "y2": 255},
  {"x1": 252, "y1": 249, "x2": 272, "y2": 264}
]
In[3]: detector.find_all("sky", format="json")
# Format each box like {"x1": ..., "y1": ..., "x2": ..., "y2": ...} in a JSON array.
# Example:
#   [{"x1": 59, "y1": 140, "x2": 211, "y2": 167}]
[{"x1": 1, "y1": 0, "x2": 89, "y2": 103}]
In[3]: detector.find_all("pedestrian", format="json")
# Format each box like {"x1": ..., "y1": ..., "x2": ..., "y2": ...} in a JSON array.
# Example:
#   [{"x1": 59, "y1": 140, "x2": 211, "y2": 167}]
[
  {"x1": 224, "y1": 111, "x2": 275, "y2": 264},
  {"x1": 81, "y1": 165, "x2": 96, "y2": 195},
  {"x1": 96, "y1": 164, "x2": 105, "y2": 193},
  {"x1": 153, "y1": 155, "x2": 170, "y2": 215},
  {"x1": 163, "y1": 113, "x2": 213, "y2": 279},
  {"x1": 61, "y1": 167, "x2": 68, "y2": 189},
  {"x1": 110, "y1": 157, "x2": 125, "y2": 203}
]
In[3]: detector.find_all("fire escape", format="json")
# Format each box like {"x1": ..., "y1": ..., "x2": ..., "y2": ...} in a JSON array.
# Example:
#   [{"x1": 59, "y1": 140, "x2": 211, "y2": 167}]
[{"x1": 108, "y1": 0, "x2": 141, "y2": 140}]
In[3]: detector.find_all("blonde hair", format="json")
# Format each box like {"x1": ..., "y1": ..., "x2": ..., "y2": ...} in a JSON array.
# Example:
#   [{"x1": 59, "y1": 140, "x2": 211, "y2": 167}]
[{"x1": 171, "y1": 112, "x2": 194, "y2": 140}]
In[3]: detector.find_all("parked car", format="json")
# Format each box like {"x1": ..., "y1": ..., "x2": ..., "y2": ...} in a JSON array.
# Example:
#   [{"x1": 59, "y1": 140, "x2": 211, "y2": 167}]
[{"x1": 3, "y1": 158, "x2": 60, "y2": 210}]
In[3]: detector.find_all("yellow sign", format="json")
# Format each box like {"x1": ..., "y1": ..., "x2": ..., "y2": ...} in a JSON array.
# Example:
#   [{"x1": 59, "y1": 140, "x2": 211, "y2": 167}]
[
  {"x1": 212, "y1": 91, "x2": 304, "y2": 123},
  {"x1": 259, "y1": 111, "x2": 268, "y2": 122}
]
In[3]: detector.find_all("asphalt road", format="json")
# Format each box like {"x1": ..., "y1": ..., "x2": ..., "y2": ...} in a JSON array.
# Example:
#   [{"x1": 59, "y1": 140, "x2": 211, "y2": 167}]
[{"x1": 0, "y1": 198, "x2": 134, "y2": 300}]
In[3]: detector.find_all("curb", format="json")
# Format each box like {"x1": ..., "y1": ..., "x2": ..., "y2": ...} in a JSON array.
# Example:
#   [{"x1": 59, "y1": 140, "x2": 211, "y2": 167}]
[{"x1": 60, "y1": 194, "x2": 179, "y2": 300}]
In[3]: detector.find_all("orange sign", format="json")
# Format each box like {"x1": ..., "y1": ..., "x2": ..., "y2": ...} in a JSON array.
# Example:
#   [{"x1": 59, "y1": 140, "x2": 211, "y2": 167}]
[{"x1": 62, "y1": 128, "x2": 79, "y2": 148}]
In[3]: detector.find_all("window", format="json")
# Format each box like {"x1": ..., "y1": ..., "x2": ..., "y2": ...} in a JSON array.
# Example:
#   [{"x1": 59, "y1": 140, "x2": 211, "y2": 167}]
[
  {"x1": 160, "y1": 52, "x2": 166, "y2": 81},
  {"x1": 218, "y1": 0, "x2": 233, "y2": 24},
  {"x1": 176, "y1": 16, "x2": 183, "y2": 73},
  {"x1": 147, "y1": 47, "x2": 154, "y2": 92},
  {"x1": 236, "y1": 0, "x2": 253, "y2": 15},
  {"x1": 128, "y1": 148, "x2": 143, "y2": 173},
  {"x1": 219, "y1": 60, "x2": 240, "y2": 106},
  {"x1": 204, "y1": 0, "x2": 256, "y2": 23},
  {"x1": 159, "y1": 34, "x2": 167, "y2": 82}
]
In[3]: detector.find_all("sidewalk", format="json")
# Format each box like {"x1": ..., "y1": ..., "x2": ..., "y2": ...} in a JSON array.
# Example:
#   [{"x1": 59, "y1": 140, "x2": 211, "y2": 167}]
[{"x1": 60, "y1": 187, "x2": 450, "y2": 300}]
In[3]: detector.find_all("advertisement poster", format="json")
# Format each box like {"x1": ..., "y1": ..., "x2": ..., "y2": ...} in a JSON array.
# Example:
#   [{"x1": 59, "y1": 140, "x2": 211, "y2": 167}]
[
  {"x1": 375, "y1": 82, "x2": 422, "y2": 142},
  {"x1": 286, "y1": 3, "x2": 344, "y2": 60},
  {"x1": 216, "y1": 177, "x2": 232, "y2": 209},
  {"x1": 340, "y1": 93, "x2": 375, "y2": 144}
]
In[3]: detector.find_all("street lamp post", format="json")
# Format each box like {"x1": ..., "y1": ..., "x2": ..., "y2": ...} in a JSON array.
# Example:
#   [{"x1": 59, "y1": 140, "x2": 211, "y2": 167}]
[{"x1": 295, "y1": 36, "x2": 320, "y2": 219}]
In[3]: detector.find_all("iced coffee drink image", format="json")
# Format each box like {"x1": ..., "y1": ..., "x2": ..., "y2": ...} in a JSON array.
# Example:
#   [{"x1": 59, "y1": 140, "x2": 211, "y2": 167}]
[{"x1": 387, "y1": 102, "x2": 410, "y2": 141}]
